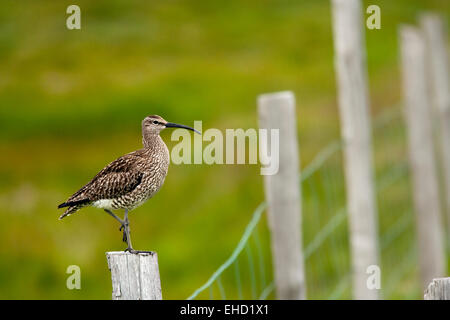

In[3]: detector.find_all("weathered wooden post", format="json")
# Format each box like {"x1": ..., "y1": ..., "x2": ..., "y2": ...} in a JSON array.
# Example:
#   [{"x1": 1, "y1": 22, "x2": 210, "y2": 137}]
[
  {"x1": 331, "y1": 0, "x2": 379, "y2": 300},
  {"x1": 257, "y1": 91, "x2": 306, "y2": 300},
  {"x1": 399, "y1": 25, "x2": 446, "y2": 289},
  {"x1": 420, "y1": 14, "x2": 450, "y2": 242},
  {"x1": 424, "y1": 278, "x2": 450, "y2": 300},
  {"x1": 106, "y1": 251, "x2": 162, "y2": 300}
]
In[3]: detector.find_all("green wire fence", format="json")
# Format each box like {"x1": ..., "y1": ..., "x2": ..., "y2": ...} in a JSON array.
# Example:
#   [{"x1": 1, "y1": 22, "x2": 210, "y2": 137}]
[{"x1": 188, "y1": 106, "x2": 420, "y2": 300}]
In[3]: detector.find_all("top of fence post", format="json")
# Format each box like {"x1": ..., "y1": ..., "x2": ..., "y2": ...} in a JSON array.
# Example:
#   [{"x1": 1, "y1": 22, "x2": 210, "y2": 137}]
[
  {"x1": 424, "y1": 278, "x2": 450, "y2": 300},
  {"x1": 106, "y1": 251, "x2": 162, "y2": 300}
]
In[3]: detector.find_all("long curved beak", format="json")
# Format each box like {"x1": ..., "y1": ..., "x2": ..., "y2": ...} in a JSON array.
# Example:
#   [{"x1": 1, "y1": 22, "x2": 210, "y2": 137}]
[{"x1": 165, "y1": 122, "x2": 201, "y2": 134}]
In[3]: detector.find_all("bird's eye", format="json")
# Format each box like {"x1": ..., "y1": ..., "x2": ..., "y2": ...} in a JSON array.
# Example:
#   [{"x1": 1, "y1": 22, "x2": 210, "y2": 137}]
[{"x1": 153, "y1": 120, "x2": 159, "y2": 125}]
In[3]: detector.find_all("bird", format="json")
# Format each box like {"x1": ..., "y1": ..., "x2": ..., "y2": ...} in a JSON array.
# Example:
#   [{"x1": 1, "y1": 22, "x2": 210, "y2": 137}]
[{"x1": 58, "y1": 115, "x2": 200, "y2": 253}]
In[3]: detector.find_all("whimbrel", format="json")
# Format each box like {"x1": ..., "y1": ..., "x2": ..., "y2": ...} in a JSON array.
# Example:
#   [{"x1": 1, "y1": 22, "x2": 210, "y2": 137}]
[{"x1": 58, "y1": 115, "x2": 200, "y2": 253}]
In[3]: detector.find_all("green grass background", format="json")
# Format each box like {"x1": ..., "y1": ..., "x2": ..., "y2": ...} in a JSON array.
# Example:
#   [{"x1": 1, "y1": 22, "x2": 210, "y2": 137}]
[{"x1": 0, "y1": 0, "x2": 448, "y2": 299}]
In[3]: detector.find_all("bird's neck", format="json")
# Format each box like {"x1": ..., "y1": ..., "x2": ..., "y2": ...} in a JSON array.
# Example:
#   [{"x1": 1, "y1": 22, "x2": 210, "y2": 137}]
[
  {"x1": 142, "y1": 133, "x2": 165, "y2": 150},
  {"x1": 142, "y1": 134, "x2": 170, "y2": 165}
]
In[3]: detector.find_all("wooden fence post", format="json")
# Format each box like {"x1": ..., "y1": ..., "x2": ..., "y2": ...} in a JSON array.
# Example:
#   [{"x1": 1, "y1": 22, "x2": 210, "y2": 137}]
[
  {"x1": 331, "y1": 0, "x2": 379, "y2": 300},
  {"x1": 420, "y1": 14, "x2": 450, "y2": 244},
  {"x1": 399, "y1": 25, "x2": 446, "y2": 289},
  {"x1": 424, "y1": 278, "x2": 450, "y2": 300},
  {"x1": 106, "y1": 251, "x2": 162, "y2": 300},
  {"x1": 257, "y1": 91, "x2": 306, "y2": 300}
]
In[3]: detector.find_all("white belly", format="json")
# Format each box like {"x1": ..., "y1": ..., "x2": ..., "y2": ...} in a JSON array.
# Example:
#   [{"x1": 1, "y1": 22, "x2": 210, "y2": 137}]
[{"x1": 92, "y1": 199, "x2": 114, "y2": 210}]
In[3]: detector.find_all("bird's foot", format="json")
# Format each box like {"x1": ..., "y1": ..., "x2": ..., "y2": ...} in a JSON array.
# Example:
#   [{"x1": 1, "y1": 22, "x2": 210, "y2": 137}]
[
  {"x1": 124, "y1": 247, "x2": 150, "y2": 255},
  {"x1": 119, "y1": 222, "x2": 129, "y2": 243}
]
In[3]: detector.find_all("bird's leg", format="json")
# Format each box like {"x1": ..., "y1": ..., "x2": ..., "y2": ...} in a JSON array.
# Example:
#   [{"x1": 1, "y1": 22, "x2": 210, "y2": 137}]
[
  {"x1": 103, "y1": 209, "x2": 128, "y2": 242},
  {"x1": 104, "y1": 209, "x2": 125, "y2": 225},
  {"x1": 123, "y1": 209, "x2": 137, "y2": 253},
  {"x1": 122, "y1": 210, "x2": 150, "y2": 254}
]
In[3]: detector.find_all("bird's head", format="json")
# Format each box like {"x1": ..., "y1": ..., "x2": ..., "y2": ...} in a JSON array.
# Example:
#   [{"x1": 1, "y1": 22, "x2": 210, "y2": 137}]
[{"x1": 142, "y1": 115, "x2": 200, "y2": 136}]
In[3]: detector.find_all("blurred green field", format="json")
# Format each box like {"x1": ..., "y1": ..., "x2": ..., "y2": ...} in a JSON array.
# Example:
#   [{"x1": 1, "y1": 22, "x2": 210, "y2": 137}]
[{"x1": 0, "y1": 0, "x2": 449, "y2": 299}]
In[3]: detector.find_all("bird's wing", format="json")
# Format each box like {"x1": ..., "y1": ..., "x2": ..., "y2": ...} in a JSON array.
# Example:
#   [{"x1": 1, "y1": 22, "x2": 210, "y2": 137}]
[{"x1": 62, "y1": 151, "x2": 146, "y2": 205}]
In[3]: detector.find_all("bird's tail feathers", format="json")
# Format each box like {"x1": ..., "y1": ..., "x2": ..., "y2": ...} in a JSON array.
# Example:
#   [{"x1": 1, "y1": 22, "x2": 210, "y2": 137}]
[
  {"x1": 58, "y1": 198, "x2": 90, "y2": 209},
  {"x1": 58, "y1": 199, "x2": 91, "y2": 220}
]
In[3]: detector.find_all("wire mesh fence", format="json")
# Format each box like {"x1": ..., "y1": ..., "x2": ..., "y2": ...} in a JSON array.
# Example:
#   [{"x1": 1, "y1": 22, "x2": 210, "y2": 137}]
[
  {"x1": 374, "y1": 107, "x2": 419, "y2": 299},
  {"x1": 188, "y1": 106, "x2": 421, "y2": 300}
]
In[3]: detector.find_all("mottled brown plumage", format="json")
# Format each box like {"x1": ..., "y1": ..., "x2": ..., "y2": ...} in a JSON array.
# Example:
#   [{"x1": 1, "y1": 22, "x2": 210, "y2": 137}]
[{"x1": 58, "y1": 115, "x2": 199, "y2": 252}]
